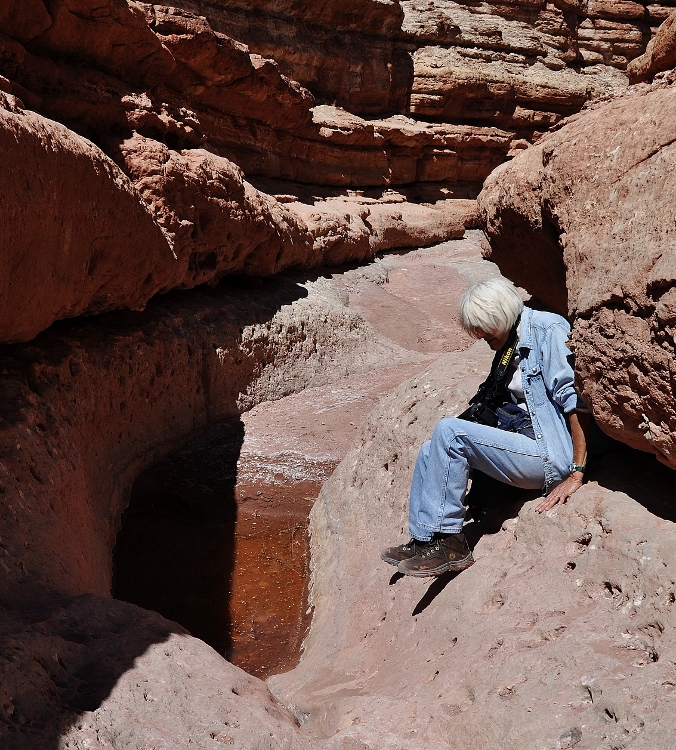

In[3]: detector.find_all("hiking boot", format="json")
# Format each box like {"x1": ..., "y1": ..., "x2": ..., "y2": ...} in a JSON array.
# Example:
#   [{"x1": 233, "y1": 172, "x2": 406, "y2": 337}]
[
  {"x1": 397, "y1": 532, "x2": 474, "y2": 577},
  {"x1": 380, "y1": 538, "x2": 432, "y2": 566}
]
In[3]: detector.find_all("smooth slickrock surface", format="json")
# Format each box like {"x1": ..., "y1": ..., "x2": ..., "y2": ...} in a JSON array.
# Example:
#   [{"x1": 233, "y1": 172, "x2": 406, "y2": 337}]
[
  {"x1": 478, "y1": 76, "x2": 676, "y2": 469},
  {"x1": 0, "y1": 270, "x2": 414, "y2": 748},
  {"x1": 0, "y1": 274, "x2": 418, "y2": 606},
  {"x1": 271, "y1": 347, "x2": 676, "y2": 750}
]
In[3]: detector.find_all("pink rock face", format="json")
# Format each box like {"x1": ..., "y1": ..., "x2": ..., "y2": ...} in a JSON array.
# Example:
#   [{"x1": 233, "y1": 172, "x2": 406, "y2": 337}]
[
  {"x1": 287, "y1": 194, "x2": 473, "y2": 265},
  {"x1": 0, "y1": 98, "x2": 172, "y2": 344},
  {"x1": 478, "y1": 80, "x2": 676, "y2": 467},
  {"x1": 271, "y1": 349, "x2": 676, "y2": 749}
]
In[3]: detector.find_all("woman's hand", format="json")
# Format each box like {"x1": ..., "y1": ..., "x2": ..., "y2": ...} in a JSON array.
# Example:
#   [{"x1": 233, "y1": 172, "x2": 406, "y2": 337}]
[{"x1": 535, "y1": 472, "x2": 584, "y2": 513}]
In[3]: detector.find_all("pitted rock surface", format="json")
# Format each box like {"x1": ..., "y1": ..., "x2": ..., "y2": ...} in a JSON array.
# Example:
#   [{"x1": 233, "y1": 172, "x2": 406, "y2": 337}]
[
  {"x1": 270, "y1": 347, "x2": 676, "y2": 750},
  {"x1": 478, "y1": 77, "x2": 676, "y2": 468}
]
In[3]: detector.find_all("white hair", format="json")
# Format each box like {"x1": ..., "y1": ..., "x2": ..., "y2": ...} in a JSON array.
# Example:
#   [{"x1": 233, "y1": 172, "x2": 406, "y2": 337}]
[{"x1": 459, "y1": 277, "x2": 524, "y2": 337}]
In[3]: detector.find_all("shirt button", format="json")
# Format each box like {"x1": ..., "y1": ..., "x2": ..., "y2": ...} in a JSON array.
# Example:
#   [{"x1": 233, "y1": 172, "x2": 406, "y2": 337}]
[
  {"x1": 525, "y1": 389, "x2": 530, "y2": 394},
  {"x1": 536, "y1": 434, "x2": 542, "y2": 439}
]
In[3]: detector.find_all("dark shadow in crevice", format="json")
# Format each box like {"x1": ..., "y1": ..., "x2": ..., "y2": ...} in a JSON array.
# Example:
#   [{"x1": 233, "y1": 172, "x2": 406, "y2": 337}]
[
  {"x1": 112, "y1": 416, "x2": 244, "y2": 660},
  {"x1": 588, "y1": 442, "x2": 676, "y2": 524}
]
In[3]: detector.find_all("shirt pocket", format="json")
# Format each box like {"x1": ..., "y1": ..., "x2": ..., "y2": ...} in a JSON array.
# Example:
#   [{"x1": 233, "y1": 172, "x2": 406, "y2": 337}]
[{"x1": 523, "y1": 363, "x2": 547, "y2": 406}]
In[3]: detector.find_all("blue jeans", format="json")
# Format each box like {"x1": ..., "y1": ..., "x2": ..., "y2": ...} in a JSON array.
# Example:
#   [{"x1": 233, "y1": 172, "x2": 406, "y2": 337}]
[{"x1": 409, "y1": 417, "x2": 546, "y2": 540}]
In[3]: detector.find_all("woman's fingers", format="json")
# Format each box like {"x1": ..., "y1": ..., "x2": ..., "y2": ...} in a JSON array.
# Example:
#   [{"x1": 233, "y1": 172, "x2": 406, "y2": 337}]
[
  {"x1": 535, "y1": 494, "x2": 564, "y2": 513},
  {"x1": 535, "y1": 476, "x2": 583, "y2": 513}
]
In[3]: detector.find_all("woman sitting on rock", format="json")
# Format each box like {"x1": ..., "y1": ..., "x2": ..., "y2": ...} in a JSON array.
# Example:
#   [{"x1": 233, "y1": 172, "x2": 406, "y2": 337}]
[{"x1": 381, "y1": 277, "x2": 590, "y2": 577}]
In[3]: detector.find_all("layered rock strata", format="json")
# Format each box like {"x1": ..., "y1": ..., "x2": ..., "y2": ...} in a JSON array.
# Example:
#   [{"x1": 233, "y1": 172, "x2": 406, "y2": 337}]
[
  {"x1": 271, "y1": 348, "x2": 676, "y2": 749},
  {"x1": 172, "y1": 0, "x2": 671, "y2": 135},
  {"x1": 478, "y1": 76, "x2": 676, "y2": 468},
  {"x1": 0, "y1": 93, "x2": 475, "y2": 344},
  {"x1": 0, "y1": 2, "x2": 495, "y2": 344}
]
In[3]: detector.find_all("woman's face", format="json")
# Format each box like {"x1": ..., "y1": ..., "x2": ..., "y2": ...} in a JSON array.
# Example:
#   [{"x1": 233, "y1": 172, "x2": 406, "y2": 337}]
[{"x1": 475, "y1": 327, "x2": 510, "y2": 351}]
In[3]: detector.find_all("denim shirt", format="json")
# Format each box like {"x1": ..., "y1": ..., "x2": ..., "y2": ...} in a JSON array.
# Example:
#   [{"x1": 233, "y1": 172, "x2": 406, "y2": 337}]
[{"x1": 518, "y1": 307, "x2": 578, "y2": 490}]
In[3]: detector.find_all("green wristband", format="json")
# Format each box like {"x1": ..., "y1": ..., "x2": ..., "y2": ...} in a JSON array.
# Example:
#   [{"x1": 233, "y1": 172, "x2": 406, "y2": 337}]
[{"x1": 568, "y1": 463, "x2": 586, "y2": 474}]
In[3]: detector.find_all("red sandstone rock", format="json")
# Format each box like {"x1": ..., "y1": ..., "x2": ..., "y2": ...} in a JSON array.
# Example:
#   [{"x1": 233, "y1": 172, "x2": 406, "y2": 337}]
[
  {"x1": 271, "y1": 349, "x2": 676, "y2": 749},
  {"x1": 170, "y1": 0, "x2": 409, "y2": 115},
  {"x1": 628, "y1": 9, "x2": 676, "y2": 82},
  {"x1": 27, "y1": 0, "x2": 176, "y2": 84},
  {"x1": 0, "y1": 274, "x2": 416, "y2": 605},
  {"x1": 173, "y1": 0, "x2": 659, "y2": 126},
  {"x1": 115, "y1": 134, "x2": 310, "y2": 282},
  {"x1": 288, "y1": 193, "x2": 473, "y2": 265},
  {"x1": 478, "y1": 80, "x2": 676, "y2": 467},
  {"x1": 0, "y1": 258, "x2": 426, "y2": 746},
  {"x1": 0, "y1": 83, "x2": 478, "y2": 343},
  {"x1": 0, "y1": 96, "x2": 174, "y2": 344},
  {"x1": 0, "y1": 0, "x2": 52, "y2": 43}
]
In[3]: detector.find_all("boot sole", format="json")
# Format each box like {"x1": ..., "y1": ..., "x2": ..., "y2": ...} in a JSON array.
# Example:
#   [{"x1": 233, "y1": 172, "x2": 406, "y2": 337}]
[
  {"x1": 397, "y1": 555, "x2": 474, "y2": 577},
  {"x1": 380, "y1": 551, "x2": 412, "y2": 566}
]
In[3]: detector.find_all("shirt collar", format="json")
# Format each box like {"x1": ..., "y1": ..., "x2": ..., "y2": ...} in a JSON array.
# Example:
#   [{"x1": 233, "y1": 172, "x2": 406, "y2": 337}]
[{"x1": 518, "y1": 306, "x2": 533, "y2": 350}]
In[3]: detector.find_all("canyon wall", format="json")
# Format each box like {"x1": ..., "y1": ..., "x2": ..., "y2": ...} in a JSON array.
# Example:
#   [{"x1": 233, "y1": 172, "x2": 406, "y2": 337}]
[
  {"x1": 478, "y1": 71, "x2": 676, "y2": 469},
  {"x1": 1, "y1": 0, "x2": 676, "y2": 747},
  {"x1": 0, "y1": 0, "x2": 668, "y2": 344}
]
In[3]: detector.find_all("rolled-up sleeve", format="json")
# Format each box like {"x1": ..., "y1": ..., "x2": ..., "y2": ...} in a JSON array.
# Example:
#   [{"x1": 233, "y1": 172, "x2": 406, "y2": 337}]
[{"x1": 541, "y1": 322, "x2": 578, "y2": 414}]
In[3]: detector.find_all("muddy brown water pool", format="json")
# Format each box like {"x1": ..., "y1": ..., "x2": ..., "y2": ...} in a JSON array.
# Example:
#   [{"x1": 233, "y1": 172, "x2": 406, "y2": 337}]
[{"x1": 113, "y1": 418, "x2": 337, "y2": 678}]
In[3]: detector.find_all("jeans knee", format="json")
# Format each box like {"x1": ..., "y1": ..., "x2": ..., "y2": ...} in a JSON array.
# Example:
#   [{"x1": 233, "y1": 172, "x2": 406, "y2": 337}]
[
  {"x1": 417, "y1": 439, "x2": 432, "y2": 462},
  {"x1": 432, "y1": 417, "x2": 462, "y2": 444}
]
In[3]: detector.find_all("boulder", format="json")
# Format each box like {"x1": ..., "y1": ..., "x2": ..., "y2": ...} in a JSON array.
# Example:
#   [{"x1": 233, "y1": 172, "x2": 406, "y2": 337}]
[
  {"x1": 287, "y1": 193, "x2": 474, "y2": 265},
  {"x1": 0, "y1": 0, "x2": 51, "y2": 43},
  {"x1": 478, "y1": 79, "x2": 676, "y2": 467},
  {"x1": 0, "y1": 594, "x2": 309, "y2": 750},
  {"x1": 628, "y1": 10, "x2": 676, "y2": 83},
  {"x1": 271, "y1": 348, "x2": 676, "y2": 749},
  {"x1": 114, "y1": 134, "x2": 310, "y2": 282}
]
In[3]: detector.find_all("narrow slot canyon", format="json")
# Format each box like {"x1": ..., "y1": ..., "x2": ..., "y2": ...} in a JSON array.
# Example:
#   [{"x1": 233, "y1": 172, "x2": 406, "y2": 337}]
[
  {"x1": 112, "y1": 232, "x2": 495, "y2": 681},
  {"x1": 4, "y1": 1, "x2": 676, "y2": 744}
]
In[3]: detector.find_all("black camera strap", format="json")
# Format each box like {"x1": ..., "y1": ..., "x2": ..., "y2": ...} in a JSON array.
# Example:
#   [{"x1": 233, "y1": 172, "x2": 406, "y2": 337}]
[{"x1": 468, "y1": 316, "x2": 521, "y2": 407}]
